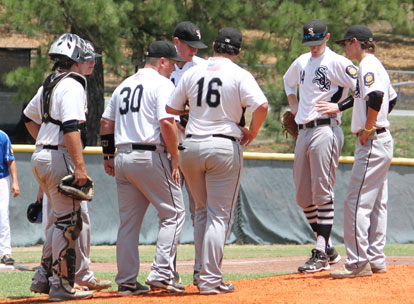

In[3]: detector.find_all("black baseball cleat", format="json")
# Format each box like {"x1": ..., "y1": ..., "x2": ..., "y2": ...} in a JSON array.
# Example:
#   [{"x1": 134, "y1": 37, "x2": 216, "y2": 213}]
[
  {"x1": 298, "y1": 248, "x2": 330, "y2": 273},
  {"x1": 1, "y1": 254, "x2": 15, "y2": 265},
  {"x1": 117, "y1": 281, "x2": 149, "y2": 296},
  {"x1": 145, "y1": 278, "x2": 185, "y2": 293},
  {"x1": 327, "y1": 246, "x2": 341, "y2": 264}
]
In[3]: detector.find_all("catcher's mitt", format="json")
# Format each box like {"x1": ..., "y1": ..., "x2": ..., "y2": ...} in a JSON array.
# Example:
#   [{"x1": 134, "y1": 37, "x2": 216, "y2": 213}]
[
  {"x1": 57, "y1": 174, "x2": 94, "y2": 201},
  {"x1": 27, "y1": 200, "x2": 43, "y2": 224},
  {"x1": 280, "y1": 111, "x2": 298, "y2": 139}
]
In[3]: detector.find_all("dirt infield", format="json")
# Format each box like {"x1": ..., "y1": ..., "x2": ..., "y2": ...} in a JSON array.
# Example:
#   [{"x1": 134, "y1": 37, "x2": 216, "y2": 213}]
[{"x1": 2, "y1": 256, "x2": 414, "y2": 303}]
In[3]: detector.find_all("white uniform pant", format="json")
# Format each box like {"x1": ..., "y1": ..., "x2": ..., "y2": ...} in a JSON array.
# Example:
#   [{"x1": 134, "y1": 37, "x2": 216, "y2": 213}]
[
  {"x1": 180, "y1": 136, "x2": 243, "y2": 291},
  {"x1": 114, "y1": 148, "x2": 185, "y2": 285},
  {"x1": 31, "y1": 147, "x2": 84, "y2": 287},
  {"x1": 0, "y1": 176, "x2": 11, "y2": 257},
  {"x1": 343, "y1": 130, "x2": 393, "y2": 269},
  {"x1": 32, "y1": 195, "x2": 94, "y2": 285}
]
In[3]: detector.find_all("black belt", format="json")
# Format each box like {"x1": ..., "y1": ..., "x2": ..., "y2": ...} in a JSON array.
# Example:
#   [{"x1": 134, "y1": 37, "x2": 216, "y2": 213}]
[
  {"x1": 131, "y1": 144, "x2": 156, "y2": 151},
  {"x1": 376, "y1": 128, "x2": 386, "y2": 134},
  {"x1": 298, "y1": 118, "x2": 331, "y2": 130},
  {"x1": 186, "y1": 134, "x2": 236, "y2": 141},
  {"x1": 42, "y1": 145, "x2": 58, "y2": 150}
]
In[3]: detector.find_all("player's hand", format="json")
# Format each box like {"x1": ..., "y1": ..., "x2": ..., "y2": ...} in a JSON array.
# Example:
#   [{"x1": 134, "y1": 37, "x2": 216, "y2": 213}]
[
  {"x1": 170, "y1": 156, "x2": 181, "y2": 184},
  {"x1": 315, "y1": 101, "x2": 340, "y2": 115},
  {"x1": 73, "y1": 166, "x2": 88, "y2": 186},
  {"x1": 12, "y1": 182, "x2": 20, "y2": 198},
  {"x1": 104, "y1": 158, "x2": 115, "y2": 177},
  {"x1": 358, "y1": 129, "x2": 373, "y2": 146},
  {"x1": 240, "y1": 126, "x2": 258, "y2": 146}
]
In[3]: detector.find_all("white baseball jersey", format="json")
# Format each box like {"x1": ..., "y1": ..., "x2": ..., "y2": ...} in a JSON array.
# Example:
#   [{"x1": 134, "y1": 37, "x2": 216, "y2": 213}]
[
  {"x1": 168, "y1": 57, "x2": 268, "y2": 138},
  {"x1": 351, "y1": 54, "x2": 397, "y2": 133},
  {"x1": 102, "y1": 68, "x2": 176, "y2": 146},
  {"x1": 284, "y1": 47, "x2": 358, "y2": 124},
  {"x1": 170, "y1": 56, "x2": 206, "y2": 86},
  {"x1": 23, "y1": 75, "x2": 87, "y2": 146}
]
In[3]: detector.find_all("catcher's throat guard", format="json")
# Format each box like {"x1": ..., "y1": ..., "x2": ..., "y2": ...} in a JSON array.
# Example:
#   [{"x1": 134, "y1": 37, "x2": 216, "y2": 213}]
[{"x1": 57, "y1": 174, "x2": 94, "y2": 201}]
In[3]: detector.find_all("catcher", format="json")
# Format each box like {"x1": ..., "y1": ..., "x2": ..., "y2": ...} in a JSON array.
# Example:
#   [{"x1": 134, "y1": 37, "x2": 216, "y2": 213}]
[{"x1": 23, "y1": 33, "x2": 110, "y2": 301}]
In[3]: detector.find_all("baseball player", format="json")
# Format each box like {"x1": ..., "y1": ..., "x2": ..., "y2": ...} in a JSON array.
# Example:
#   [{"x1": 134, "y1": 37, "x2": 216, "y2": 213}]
[
  {"x1": 29, "y1": 187, "x2": 104, "y2": 295},
  {"x1": 166, "y1": 27, "x2": 268, "y2": 294},
  {"x1": 100, "y1": 41, "x2": 186, "y2": 295},
  {"x1": 0, "y1": 130, "x2": 20, "y2": 266},
  {"x1": 23, "y1": 33, "x2": 109, "y2": 301},
  {"x1": 324, "y1": 25, "x2": 396, "y2": 278},
  {"x1": 170, "y1": 20, "x2": 207, "y2": 285},
  {"x1": 283, "y1": 19, "x2": 358, "y2": 273}
]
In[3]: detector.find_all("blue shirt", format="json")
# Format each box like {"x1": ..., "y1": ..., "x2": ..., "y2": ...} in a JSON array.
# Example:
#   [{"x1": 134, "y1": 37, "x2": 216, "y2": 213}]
[{"x1": 0, "y1": 130, "x2": 15, "y2": 178}]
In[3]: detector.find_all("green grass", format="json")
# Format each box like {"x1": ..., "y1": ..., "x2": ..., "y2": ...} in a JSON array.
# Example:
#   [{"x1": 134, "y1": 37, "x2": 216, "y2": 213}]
[
  {"x1": 11, "y1": 243, "x2": 414, "y2": 264},
  {"x1": 3, "y1": 244, "x2": 413, "y2": 299}
]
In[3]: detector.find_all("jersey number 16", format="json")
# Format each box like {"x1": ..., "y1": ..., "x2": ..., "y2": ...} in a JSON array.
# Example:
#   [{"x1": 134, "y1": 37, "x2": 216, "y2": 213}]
[{"x1": 196, "y1": 77, "x2": 222, "y2": 108}]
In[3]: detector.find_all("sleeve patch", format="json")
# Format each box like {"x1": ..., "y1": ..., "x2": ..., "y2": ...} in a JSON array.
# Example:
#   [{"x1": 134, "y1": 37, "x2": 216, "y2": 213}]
[
  {"x1": 364, "y1": 72, "x2": 375, "y2": 86},
  {"x1": 345, "y1": 65, "x2": 358, "y2": 79}
]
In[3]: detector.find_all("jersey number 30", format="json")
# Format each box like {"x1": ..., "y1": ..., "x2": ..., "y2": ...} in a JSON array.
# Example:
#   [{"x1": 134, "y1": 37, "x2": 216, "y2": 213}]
[
  {"x1": 119, "y1": 85, "x2": 143, "y2": 115},
  {"x1": 196, "y1": 77, "x2": 222, "y2": 108}
]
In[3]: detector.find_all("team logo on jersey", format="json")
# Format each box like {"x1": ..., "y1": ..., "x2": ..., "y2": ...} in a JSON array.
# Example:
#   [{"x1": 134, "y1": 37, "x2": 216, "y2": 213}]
[
  {"x1": 312, "y1": 66, "x2": 331, "y2": 92},
  {"x1": 345, "y1": 65, "x2": 358, "y2": 79},
  {"x1": 364, "y1": 72, "x2": 375, "y2": 86},
  {"x1": 300, "y1": 70, "x2": 305, "y2": 84}
]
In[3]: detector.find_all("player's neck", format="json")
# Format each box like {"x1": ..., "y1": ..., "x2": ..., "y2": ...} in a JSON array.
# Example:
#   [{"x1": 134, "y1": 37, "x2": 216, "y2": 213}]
[
  {"x1": 176, "y1": 61, "x2": 187, "y2": 68},
  {"x1": 213, "y1": 53, "x2": 238, "y2": 62}
]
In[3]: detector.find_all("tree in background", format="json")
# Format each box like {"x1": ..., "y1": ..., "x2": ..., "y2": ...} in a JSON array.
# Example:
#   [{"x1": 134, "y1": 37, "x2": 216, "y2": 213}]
[{"x1": 1, "y1": 0, "x2": 412, "y2": 148}]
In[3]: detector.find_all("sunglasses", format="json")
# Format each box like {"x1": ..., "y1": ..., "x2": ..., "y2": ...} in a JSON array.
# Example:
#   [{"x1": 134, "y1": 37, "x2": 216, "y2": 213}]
[{"x1": 303, "y1": 32, "x2": 326, "y2": 41}]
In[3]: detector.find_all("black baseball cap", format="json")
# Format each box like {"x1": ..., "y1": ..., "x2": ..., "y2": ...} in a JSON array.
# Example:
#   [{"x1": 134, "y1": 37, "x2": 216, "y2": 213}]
[
  {"x1": 214, "y1": 27, "x2": 242, "y2": 49},
  {"x1": 302, "y1": 19, "x2": 328, "y2": 47},
  {"x1": 335, "y1": 25, "x2": 374, "y2": 45},
  {"x1": 173, "y1": 21, "x2": 207, "y2": 49},
  {"x1": 146, "y1": 41, "x2": 185, "y2": 62}
]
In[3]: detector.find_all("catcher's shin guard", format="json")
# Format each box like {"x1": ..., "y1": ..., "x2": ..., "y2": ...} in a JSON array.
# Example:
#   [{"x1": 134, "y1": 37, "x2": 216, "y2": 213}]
[
  {"x1": 41, "y1": 255, "x2": 53, "y2": 278},
  {"x1": 53, "y1": 209, "x2": 83, "y2": 293}
]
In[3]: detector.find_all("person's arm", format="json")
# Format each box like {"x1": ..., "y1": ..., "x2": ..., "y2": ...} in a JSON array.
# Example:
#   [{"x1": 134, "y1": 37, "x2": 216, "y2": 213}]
[
  {"x1": 64, "y1": 131, "x2": 88, "y2": 186},
  {"x1": 166, "y1": 105, "x2": 188, "y2": 116},
  {"x1": 358, "y1": 91, "x2": 383, "y2": 145},
  {"x1": 100, "y1": 117, "x2": 116, "y2": 177},
  {"x1": 24, "y1": 121, "x2": 41, "y2": 140},
  {"x1": 316, "y1": 95, "x2": 354, "y2": 115},
  {"x1": 286, "y1": 94, "x2": 299, "y2": 115},
  {"x1": 240, "y1": 103, "x2": 268, "y2": 146},
  {"x1": 159, "y1": 117, "x2": 180, "y2": 184},
  {"x1": 8, "y1": 160, "x2": 20, "y2": 197}
]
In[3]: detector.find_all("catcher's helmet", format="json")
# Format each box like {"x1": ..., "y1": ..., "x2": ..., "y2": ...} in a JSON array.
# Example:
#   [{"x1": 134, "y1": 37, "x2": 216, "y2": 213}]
[
  {"x1": 49, "y1": 33, "x2": 101, "y2": 63},
  {"x1": 27, "y1": 200, "x2": 43, "y2": 224}
]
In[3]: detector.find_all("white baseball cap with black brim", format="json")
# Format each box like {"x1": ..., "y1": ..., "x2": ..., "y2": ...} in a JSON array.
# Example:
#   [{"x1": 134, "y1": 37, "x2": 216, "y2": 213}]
[
  {"x1": 302, "y1": 19, "x2": 328, "y2": 47},
  {"x1": 335, "y1": 25, "x2": 374, "y2": 45},
  {"x1": 146, "y1": 41, "x2": 186, "y2": 62}
]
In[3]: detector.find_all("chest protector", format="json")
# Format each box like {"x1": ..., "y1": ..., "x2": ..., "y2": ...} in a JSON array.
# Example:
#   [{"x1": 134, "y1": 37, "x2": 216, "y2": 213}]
[{"x1": 41, "y1": 72, "x2": 88, "y2": 146}]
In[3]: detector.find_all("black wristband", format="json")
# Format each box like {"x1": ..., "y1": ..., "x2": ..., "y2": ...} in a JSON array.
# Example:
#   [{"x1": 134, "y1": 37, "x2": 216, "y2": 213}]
[
  {"x1": 103, "y1": 155, "x2": 114, "y2": 160},
  {"x1": 338, "y1": 96, "x2": 354, "y2": 112},
  {"x1": 101, "y1": 134, "x2": 115, "y2": 154}
]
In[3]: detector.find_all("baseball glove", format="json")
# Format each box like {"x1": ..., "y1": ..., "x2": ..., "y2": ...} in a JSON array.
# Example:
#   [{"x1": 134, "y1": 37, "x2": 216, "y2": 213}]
[
  {"x1": 27, "y1": 200, "x2": 43, "y2": 224},
  {"x1": 57, "y1": 174, "x2": 94, "y2": 201},
  {"x1": 280, "y1": 111, "x2": 298, "y2": 139}
]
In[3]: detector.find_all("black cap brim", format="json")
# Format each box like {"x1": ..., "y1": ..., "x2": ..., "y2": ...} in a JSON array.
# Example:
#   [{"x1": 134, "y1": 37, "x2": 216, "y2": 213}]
[
  {"x1": 302, "y1": 37, "x2": 327, "y2": 47},
  {"x1": 182, "y1": 40, "x2": 208, "y2": 49},
  {"x1": 169, "y1": 55, "x2": 186, "y2": 62}
]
